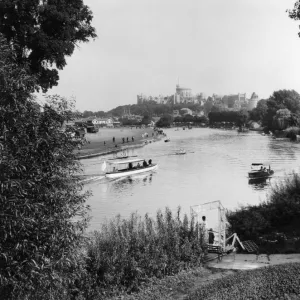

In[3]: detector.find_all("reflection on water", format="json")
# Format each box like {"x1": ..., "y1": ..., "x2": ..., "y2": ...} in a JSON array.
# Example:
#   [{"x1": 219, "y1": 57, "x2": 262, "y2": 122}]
[
  {"x1": 82, "y1": 128, "x2": 300, "y2": 231},
  {"x1": 248, "y1": 178, "x2": 272, "y2": 191}
]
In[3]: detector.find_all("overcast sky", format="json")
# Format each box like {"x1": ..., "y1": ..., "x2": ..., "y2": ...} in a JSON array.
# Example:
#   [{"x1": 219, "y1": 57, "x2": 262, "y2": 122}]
[{"x1": 46, "y1": 0, "x2": 300, "y2": 112}]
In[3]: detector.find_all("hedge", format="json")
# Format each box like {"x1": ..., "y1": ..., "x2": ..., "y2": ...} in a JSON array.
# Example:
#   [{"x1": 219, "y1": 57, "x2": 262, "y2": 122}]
[{"x1": 189, "y1": 263, "x2": 300, "y2": 300}]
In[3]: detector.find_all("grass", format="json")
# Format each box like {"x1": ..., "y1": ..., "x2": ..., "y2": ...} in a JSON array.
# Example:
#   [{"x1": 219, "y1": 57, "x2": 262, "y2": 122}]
[
  {"x1": 189, "y1": 263, "x2": 300, "y2": 300},
  {"x1": 77, "y1": 127, "x2": 161, "y2": 156}
]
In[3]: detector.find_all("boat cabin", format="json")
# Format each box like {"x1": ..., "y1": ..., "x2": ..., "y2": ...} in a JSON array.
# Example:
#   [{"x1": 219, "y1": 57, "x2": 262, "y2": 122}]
[
  {"x1": 104, "y1": 157, "x2": 156, "y2": 178},
  {"x1": 248, "y1": 163, "x2": 274, "y2": 179}
]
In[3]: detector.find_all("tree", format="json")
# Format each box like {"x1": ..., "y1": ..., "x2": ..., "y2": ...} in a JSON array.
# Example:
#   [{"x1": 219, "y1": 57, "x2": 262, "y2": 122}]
[
  {"x1": 0, "y1": 35, "x2": 89, "y2": 298},
  {"x1": 0, "y1": 0, "x2": 96, "y2": 92},
  {"x1": 156, "y1": 114, "x2": 174, "y2": 127},
  {"x1": 272, "y1": 108, "x2": 292, "y2": 130},
  {"x1": 263, "y1": 90, "x2": 300, "y2": 129},
  {"x1": 236, "y1": 109, "x2": 249, "y2": 127},
  {"x1": 203, "y1": 97, "x2": 213, "y2": 115},
  {"x1": 249, "y1": 99, "x2": 268, "y2": 123},
  {"x1": 141, "y1": 114, "x2": 151, "y2": 125}
]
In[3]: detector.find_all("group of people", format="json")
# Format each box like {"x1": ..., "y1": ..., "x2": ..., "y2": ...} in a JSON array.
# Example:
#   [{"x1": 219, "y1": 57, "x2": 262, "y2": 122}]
[
  {"x1": 129, "y1": 159, "x2": 152, "y2": 170},
  {"x1": 111, "y1": 136, "x2": 135, "y2": 144}
]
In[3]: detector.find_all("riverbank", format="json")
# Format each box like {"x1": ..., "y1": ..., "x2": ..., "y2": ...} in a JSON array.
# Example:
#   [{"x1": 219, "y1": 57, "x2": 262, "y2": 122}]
[{"x1": 76, "y1": 127, "x2": 163, "y2": 159}]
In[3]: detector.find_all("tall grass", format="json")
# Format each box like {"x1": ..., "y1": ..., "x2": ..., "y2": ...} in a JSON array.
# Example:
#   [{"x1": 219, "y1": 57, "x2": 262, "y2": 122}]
[{"x1": 86, "y1": 207, "x2": 205, "y2": 293}]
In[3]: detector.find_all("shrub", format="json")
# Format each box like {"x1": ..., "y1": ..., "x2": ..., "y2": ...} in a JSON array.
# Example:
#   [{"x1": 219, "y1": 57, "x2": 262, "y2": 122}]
[
  {"x1": 226, "y1": 172, "x2": 300, "y2": 251},
  {"x1": 0, "y1": 36, "x2": 90, "y2": 298},
  {"x1": 85, "y1": 207, "x2": 205, "y2": 293},
  {"x1": 189, "y1": 263, "x2": 300, "y2": 300},
  {"x1": 284, "y1": 126, "x2": 300, "y2": 141}
]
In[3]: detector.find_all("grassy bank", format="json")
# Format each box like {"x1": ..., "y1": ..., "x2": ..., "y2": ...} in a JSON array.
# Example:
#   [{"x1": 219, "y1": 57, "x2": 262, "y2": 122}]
[
  {"x1": 76, "y1": 127, "x2": 162, "y2": 157},
  {"x1": 189, "y1": 263, "x2": 300, "y2": 300}
]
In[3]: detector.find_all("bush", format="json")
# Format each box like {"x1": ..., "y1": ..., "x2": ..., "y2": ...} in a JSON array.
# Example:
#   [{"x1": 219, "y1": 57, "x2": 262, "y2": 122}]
[
  {"x1": 227, "y1": 172, "x2": 300, "y2": 251},
  {"x1": 284, "y1": 126, "x2": 300, "y2": 141},
  {"x1": 0, "y1": 36, "x2": 90, "y2": 298},
  {"x1": 189, "y1": 263, "x2": 300, "y2": 300},
  {"x1": 85, "y1": 208, "x2": 205, "y2": 294}
]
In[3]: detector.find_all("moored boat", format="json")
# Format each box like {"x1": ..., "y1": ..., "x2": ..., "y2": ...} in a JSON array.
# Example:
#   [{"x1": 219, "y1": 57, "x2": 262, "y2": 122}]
[
  {"x1": 175, "y1": 149, "x2": 186, "y2": 155},
  {"x1": 165, "y1": 138, "x2": 170, "y2": 142},
  {"x1": 248, "y1": 163, "x2": 274, "y2": 180},
  {"x1": 104, "y1": 158, "x2": 158, "y2": 178}
]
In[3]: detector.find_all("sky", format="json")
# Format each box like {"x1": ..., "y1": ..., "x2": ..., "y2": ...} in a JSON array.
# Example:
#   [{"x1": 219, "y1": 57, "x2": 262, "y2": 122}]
[{"x1": 45, "y1": 0, "x2": 300, "y2": 112}]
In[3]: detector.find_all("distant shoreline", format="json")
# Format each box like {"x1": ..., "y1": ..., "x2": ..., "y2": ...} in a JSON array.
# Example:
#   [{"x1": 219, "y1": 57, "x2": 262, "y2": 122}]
[{"x1": 76, "y1": 127, "x2": 163, "y2": 160}]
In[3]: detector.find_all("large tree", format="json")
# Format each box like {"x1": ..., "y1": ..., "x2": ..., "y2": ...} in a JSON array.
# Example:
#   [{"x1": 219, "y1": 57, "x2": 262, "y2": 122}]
[
  {"x1": 0, "y1": 0, "x2": 96, "y2": 92},
  {"x1": 249, "y1": 99, "x2": 268, "y2": 123},
  {"x1": 0, "y1": 35, "x2": 89, "y2": 299},
  {"x1": 263, "y1": 90, "x2": 300, "y2": 129}
]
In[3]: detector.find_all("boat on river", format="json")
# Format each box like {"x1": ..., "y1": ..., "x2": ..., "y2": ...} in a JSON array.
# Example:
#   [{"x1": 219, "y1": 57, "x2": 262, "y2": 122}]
[
  {"x1": 165, "y1": 138, "x2": 170, "y2": 142},
  {"x1": 175, "y1": 149, "x2": 186, "y2": 155},
  {"x1": 104, "y1": 158, "x2": 158, "y2": 178},
  {"x1": 248, "y1": 163, "x2": 274, "y2": 180}
]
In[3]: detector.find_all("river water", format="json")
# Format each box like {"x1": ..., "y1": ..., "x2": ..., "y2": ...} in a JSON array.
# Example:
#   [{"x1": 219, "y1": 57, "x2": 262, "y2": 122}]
[{"x1": 82, "y1": 128, "x2": 300, "y2": 231}]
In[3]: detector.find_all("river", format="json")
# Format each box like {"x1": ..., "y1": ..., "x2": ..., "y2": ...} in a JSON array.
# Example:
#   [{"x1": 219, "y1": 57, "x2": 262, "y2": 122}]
[{"x1": 82, "y1": 128, "x2": 300, "y2": 231}]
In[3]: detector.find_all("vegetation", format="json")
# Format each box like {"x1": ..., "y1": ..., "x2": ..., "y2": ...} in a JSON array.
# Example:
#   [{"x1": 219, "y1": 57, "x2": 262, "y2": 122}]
[
  {"x1": 0, "y1": 25, "x2": 91, "y2": 300},
  {"x1": 82, "y1": 102, "x2": 204, "y2": 119},
  {"x1": 208, "y1": 110, "x2": 249, "y2": 126},
  {"x1": 0, "y1": 0, "x2": 96, "y2": 91},
  {"x1": 189, "y1": 263, "x2": 300, "y2": 300},
  {"x1": 156, "y1": 114, "x2": 174, "y2": 127},
  {"x1": 227, "y1": 172, "x2": 300, "y2": 252},
  {"x1": 85, "y1": 208, "x2": 205, "y2": 297},
  {"x1": 174, "y1": 115, "x2": 208, "y2": 125},
  {"x1": 285, "y1": 126, "x2": 300, "y2": 141}
]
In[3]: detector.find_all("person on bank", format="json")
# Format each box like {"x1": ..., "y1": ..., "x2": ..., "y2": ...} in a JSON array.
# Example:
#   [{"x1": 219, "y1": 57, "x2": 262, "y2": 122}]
[
  {"x1": 201, "y1": 216, "x2": 209, "y2": 245},
  {"x1": 128, "y1": 162, "x2": 133, "y2": 169},
  {"x1": 208, "y1": 228, "x2": 215, "y2": 245}
]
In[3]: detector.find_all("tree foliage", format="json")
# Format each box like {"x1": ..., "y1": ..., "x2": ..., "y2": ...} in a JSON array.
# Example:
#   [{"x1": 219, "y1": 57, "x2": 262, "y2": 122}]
[
  {"x1": 0, "y1": 0, "x2": 96, "y2": 92},
  {"x1": 263, "y1": 90, "x2": 300, "y2": 129},
  {"x1": 249, "y1": 99, "x2": 268, "y2": 122},
  {"x1": 208, "y1": 111, "x2": 241, "y2": 124},
  {"x1": 156, "y1": 114, "x2": 174, "y2": 127},
  {"x1": 0, "y1": 35, "x2": 90, "y2": 298},
  {"x1": 227, "y1": 172, "x2": 300, "y2": 244}
]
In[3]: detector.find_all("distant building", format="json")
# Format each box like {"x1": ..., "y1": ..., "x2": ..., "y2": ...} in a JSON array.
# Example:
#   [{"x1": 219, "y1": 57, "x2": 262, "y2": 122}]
[
  {"x1": 137, "y1": 83, "x2": 205, "y2": 105},
  {"x1": 248, "y1": 92, "x2": 259, "y2": 110},
  {"x1": 175, "y1": 84, "x2": 199, "y2": 104}
]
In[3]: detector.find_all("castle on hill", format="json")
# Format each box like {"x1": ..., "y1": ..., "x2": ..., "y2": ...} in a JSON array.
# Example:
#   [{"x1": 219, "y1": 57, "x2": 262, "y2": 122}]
[{"x1": 137, "y1": 84, "x2": 260, "y2": 111}]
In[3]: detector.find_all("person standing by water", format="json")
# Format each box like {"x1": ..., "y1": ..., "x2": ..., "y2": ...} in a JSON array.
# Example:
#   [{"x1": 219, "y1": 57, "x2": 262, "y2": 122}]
[
  {"x1": 208, "y1": 228, "x2": 215, "y2": 245},
  {"x1": 201, "y1": 216, "x2": 209, "y2": 246},
  {"x1": 122, "y1": 137, "x2": 125, "y2": 143},
  {"x1": 132, "y1": 136, "x2": 134, "y2": 142},
  {"x1": 113, "y1": 137, "x2": 115, "y2": 143}
]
